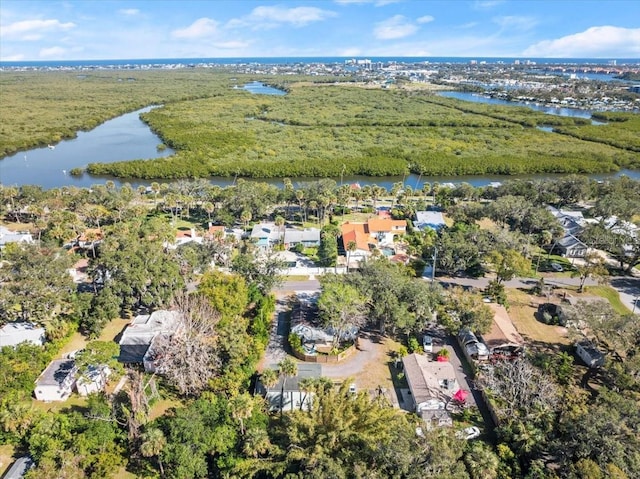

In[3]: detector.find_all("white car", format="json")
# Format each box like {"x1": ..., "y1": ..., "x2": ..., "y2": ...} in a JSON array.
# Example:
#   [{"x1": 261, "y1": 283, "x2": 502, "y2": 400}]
[
  {"x1": 422, "y1": 335, "x2": 433, "y2": 353},
  {"x1": 457, "y1": 426, "x2": 481, "y2": 440},
  {"x1": 550, "y1": 262, "x2": 564, "y2": 272}
]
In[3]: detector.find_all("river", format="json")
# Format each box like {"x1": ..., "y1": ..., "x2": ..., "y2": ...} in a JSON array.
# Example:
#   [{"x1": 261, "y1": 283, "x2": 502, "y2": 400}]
[
  {"x1": 0, "y1": 106, "x2": 174, "y2": 189},
  {"x1": 438, "y1": 91, "x2": 597, "y2": 120},
  {"x1": 1, "y1": 85, "x2": 638, "y2": 190}
]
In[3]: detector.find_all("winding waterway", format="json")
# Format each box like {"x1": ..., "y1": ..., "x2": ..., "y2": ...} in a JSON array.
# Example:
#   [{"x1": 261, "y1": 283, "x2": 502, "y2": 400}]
[
  {"x1": 0, "y1": 106, "x2": 174, "y2": 189},
  {"x1": 1, "y1": 85, "x2": 638, "y2": 190}
]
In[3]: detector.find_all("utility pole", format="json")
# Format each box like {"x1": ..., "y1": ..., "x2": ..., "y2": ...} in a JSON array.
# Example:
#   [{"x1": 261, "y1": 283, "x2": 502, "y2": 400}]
[{"x1": 431, "y1": 246, "x2": 438, "y2": 287}]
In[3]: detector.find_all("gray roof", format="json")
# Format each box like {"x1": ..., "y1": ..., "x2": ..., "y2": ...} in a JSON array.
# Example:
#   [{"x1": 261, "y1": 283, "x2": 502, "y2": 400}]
[
  {"x1": 264, "y1": 363, "x2": 322, "y2": 392},
  {"x1": 556, "y1": 234, "x2": 587, "y2": 249},
  {"x1": 118, "y1": 310, "x2": 181, "y2": 363},
  {"x1": 36, "y1": 359, "x2": 76, "y2": 387},
  {"x1": 402, "y1": 353, "x2": 458, "y2": 407},
  {"x1": 0, "y1": 322, "x2": 45, "y2": 347},
  {"x1": 3, "y1": 457, "x2": 34, "y2": 479},
  {"x1": 284, "y1": 228, "x2": 321, "y2": 244}
]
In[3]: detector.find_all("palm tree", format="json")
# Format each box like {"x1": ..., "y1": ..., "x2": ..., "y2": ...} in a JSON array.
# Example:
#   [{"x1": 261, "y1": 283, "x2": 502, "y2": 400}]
[
  {"x1": 229, "y1": 392, "x2": 255, "y2": 436},
  {"x1": 274, "y1": 215, "x2": 285, "y2": 246},
  {"x1": 240, "y1": 209, "x2": 252, "y2": 230},
  {"x1": 346, "y1": 240, "x2": 357, "y2": 273},
  {"x1": 260, "y1": 368, "x2": 278, "y2": 391},
  {"x1": 278, "y1": 357, "x2": 298, "y2": 416},
  {"x1": 298, "y1": 377, "x2": 315, "y2": 411},
  {"x1": 295, "y1": 189, "x2": 305, "y2": 223},
  {"x1": 140, "y1": 427, "x2": 167, "y2": 477}
]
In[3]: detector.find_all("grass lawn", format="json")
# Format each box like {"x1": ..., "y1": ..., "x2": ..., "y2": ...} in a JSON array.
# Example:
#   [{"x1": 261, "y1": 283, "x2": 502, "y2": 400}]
[
  {"x1": 506, "y1": 288, "x2": 571, "y2": 347},
  {"x1": 354, "y1": 336, "x2": 403, "y2": 392},
  {"x1": 584, "y1": 285, "x2": 632, "y2": 315},
  {"x1": 148, "y1": 397, "x2": 182, "y2": 421},
  {"x1": 0, "y1": 444, "x2": 17, "y2": 477},
  {"x1": 58, "y1": 316, "x2": 131, "y2": 358}
]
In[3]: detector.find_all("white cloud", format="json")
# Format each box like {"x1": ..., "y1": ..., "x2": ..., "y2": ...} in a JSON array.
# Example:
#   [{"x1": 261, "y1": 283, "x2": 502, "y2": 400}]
[
  {"x1": 417, "y1": 16, "x2": 434, "y2": 25},
  {"x1": 1, "y1": 19, "x2": 76, "y2": 40},
  {"x1": 374, "y1": 15, "x2": 419, "y2": 40},
  {"x1": 247, "y1": 6, "x2": 337, "y2": 27},
  {"x1": 39, "y1": 46, "x2": 67, "y2": 58},
  {"x1": 493, "y1": 15, "x2": 538, "y2": 31},
  {"x1": 335, "y1": 0, "x2": 400, "y2": 5},
  {"x1": 118, "y1": 9, "x2": 140, "y2": 16},
  {"x1": 1, "y1": 53, "x2": 25, "y2": 61},
  {"x1": 474, "y1": 0, "x2": 505, "y2": 9},
  {"x1": 171, "y1": 18, "x2": 219, "y2": 39},
  {"x1": 523, "y1": 26, "x2": 640, "y2": 57},
  {"x1": 458, "y1": 22, "x2": 478, "y2": 29},
  {"x1": 213, "y1": 40, "x2": 251, "y2": 49},
  {"x1": 339, "y1": 47, "x2": 363, "y2": 56}
]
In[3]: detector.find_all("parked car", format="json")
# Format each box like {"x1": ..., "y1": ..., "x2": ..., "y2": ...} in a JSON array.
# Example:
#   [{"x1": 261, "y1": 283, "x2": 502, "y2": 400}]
[
  {"x1": 422, "y1": 335, "x2": 433, "y2": 353},
  {"x1": 456, "y1": 426, "x2": 481, "y2": 440},
  {"x1": 550, "y1": 262, "x2": 564, "y2": 272}
]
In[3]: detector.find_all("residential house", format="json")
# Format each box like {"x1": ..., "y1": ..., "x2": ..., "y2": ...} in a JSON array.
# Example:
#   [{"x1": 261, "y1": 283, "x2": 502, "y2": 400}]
[
  {"x1": 0, "y1": 322, "x2": 45, "y2": 348},
  {"x1": 481, "y1": 304, "x2": 526, "y2": 360},
  {"x1": 340, "y1": 217, "x2": 407, "y2": 265},
  {"x1": 284, "y1": 227, "x2": 321, "y2": 249},
  {"x1": 0, "y1": 225, "x2": 33, "y2": 250},
  {"x1": 75, "y1": 365, "x2": 111, "y2": 396},
  {"x1": 257, "y1": 363, "x2": 322, "y2": 412},
  {"x1": 415, "y1": 211, "x2": 446, "y2": 231},
  {"x1": 366, "y1": 217, "x2": 407, "y2": 244},
  {"x1": 547, "y1": 207, "x2": 588, "y2": 258},
  {"x1": 341, "y1": 222, "x2": 372, "y2": 263},
  {"x1": 71, "y1": 228, "x2": 103, "y2": 250},
  {"x1": 206, "y1": 223, "x2": 226, "y2": 240},
  {"x1": 552, "y1": 234, "x2": 588, "y2": 258},
  {"x1": 34, "y1": 359, "x2": 77, "y2": 402},
  {"x1": 402, "y1": 353, "x2": 459, "y2": 429},
  {"x1": 250, "y1": 222, "x2": 284, "y2": 250},
  {"x1": 118, "y1": 310, "x2": 182, "y2": 372},
  {"x1": 576, "y1": 340, "x2": 605, "y2": 368},
  {"x1": 164, "y1": 228, "x2": 203, "y2": 250}
]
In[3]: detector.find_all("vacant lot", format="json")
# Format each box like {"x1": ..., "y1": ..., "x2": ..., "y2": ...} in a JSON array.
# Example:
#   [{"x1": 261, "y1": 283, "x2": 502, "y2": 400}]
[{"x1": 507, "y1": 288, "x2": 571, "y2": 347}]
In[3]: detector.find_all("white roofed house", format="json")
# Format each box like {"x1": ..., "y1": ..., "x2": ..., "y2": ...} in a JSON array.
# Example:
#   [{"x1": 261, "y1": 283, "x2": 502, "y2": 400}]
[
  {"x1": 250, "y1": 222, "x2": 284, "y2": 250},
  {"x1": 118, "y1": 310, "x2": 182, "y2": 372},
  {"x1": 0, "y1": 322, "x2": 46, "y2": 348},
  {"x1": 0, "y1": 225, "x2": 34, "y2": 250},
  {"x1": 415, "y1": 211, "x2": 446, "y2": 231}
]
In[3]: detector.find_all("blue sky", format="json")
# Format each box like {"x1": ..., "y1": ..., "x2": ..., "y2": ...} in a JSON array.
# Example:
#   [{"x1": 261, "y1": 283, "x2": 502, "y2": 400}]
[{"x1": 1, "y1": 0, "x2": 639, "y2": 61}]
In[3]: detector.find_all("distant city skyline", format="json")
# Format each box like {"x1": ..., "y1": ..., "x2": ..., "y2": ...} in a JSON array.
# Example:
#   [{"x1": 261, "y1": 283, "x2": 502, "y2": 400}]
[{"x1": 1, "y1": 0, "x2": 639, "y2": 62}]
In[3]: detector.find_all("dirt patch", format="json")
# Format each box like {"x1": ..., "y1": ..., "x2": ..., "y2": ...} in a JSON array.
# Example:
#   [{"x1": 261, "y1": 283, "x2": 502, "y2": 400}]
[
  {"x1": 321, "y1": 334, "x2": 402, "y2": 394},
  {"x1": 0, "y1": 444, "x2": 17, "y2": 477}
]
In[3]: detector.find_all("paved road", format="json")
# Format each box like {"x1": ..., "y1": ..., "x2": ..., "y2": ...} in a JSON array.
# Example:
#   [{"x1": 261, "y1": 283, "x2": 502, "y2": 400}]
[{"x1": 275, "y1": 279, "x2": 321, "y2": 292}]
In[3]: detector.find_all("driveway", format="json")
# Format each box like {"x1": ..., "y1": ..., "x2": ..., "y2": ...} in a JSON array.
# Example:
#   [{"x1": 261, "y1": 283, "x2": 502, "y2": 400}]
[{"x1": 260, "y1": 294, "x2": 291, "y2": 369}]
